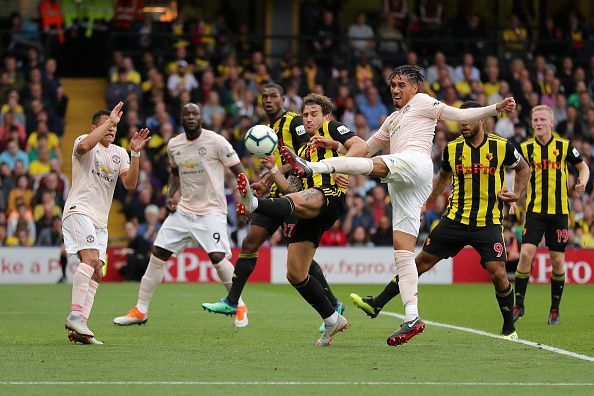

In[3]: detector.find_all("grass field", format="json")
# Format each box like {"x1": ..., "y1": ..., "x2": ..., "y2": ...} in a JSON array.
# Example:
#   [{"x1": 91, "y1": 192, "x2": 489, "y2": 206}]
[{"x1": 1, "y1": 282, "x2": 593, "y2": 395}]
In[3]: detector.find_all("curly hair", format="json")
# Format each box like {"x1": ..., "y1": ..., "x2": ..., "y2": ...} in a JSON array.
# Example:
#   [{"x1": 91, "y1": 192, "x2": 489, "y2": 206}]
[
  {"x1": 301, "y1": 93, "x2": 334, "y2": 115},
  {"x1": 388, "y1": 64, "x2": 424, "y2": 85}
]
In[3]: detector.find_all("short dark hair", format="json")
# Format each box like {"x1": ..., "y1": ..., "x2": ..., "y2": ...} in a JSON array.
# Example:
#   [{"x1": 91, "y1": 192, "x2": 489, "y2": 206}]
[
  {"x1": 92, "y1": 109, "x2": 111, "y2": 125},
  {"x1": 261, "y1": 82, "x2": 284, "y2": 96},
  {"x1": 460, "y1": 101, "x2": 482, "y2": 109},
  {"x1": 388, "y1": 64, "x2": 424, "y2": 85},
  {"x1": 302, "y1": 93, "x2": 334, "y2": 115}
]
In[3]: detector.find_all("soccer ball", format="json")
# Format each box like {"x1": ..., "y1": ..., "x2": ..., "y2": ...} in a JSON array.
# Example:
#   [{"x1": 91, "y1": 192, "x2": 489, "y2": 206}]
[{"x1": 244, "y1": 125, "x2": 278, "y2": 157}]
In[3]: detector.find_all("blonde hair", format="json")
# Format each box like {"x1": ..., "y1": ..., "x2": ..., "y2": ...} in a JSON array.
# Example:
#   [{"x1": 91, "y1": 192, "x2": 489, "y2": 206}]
[{"x1": 531, "y1": 105, "x2": 554, "y2": 120}]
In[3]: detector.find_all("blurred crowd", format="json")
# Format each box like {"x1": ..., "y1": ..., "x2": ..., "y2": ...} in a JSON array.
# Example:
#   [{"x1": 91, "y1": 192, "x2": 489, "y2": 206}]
[{"x1": 2, "y1": 1, "x2": 594, "y2": 262}]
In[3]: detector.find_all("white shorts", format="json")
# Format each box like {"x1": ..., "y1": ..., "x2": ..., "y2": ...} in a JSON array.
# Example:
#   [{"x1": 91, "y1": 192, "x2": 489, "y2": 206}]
[
  {"x1": 379, "y1": 151, "x2": 434, "y2": 237},
  {"x1": 154, "y1": 209, "x2": 231, "y2": 256},
  {"x1": 62, "y1": 214, "x2": 108, "y2": 263}
]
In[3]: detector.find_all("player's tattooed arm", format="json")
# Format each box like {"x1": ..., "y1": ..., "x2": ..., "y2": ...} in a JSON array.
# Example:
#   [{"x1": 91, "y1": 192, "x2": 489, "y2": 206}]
[
  {"x1": 165, "y1": 167, "x2": 181, "y2": 213},
  {"x1": 428, "y1": 169, "x2": 451, "y2": 205}
]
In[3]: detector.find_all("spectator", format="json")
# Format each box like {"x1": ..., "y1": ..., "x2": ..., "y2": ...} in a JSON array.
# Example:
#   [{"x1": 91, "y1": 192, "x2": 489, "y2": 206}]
[
  {"x1": 377, "y1": 14, "x2": 407, "y2": 65},
  {"x1": 0, "y1": 140, "x2": 29, "y2": 171},
  {"x1": 454, "y1": 53, "x2": 480, "y2": 83},
  {"x1": 426, "y1": 51, "x2": 455, "y2": 85},
  {"x1": 7, "y1": 201, "x2": 36, "y2": 243},
  {"x1": 502, "y1": 15, "x2": 530, "y2": 59},
  {"x1": 343, "y1": 195, "x2": 376, "y2": 235},
  {"x1": 425, "y1": 194, "x2": 447, "y2": 231},
  {"x1": 7, "y1": 175, "x2": 33, "y2": 213},
  {"x1": 320, "y1": 219, "x2": 348, "y2": 246},
  {"x1": 105, "y1": 67, "x2": 141, "y2": 108},
  {"x1": 311, "y1": 10, "x2": 340, "y2": 69},
  {"x1": 348, "y1": 13, "x2": 375, "y2": 59},
  {"x1": 36, "y1": 215, "x2": 63, "y2": 246},
  {"x1": 371, "y1": 215, "x2": 393, "y2": 246},
  {"x1": 355, "y1": 86, "x2": 388, "y2": 131},
  {"x1": 137, "y1": 204, "x2": 161, "y2": 244},
  {"x1": 349, "y1": 226, "x2": 373, "y2": 247},
  {"x1": 167, "y1": 60, "x2": 198, "y2": 98},
  {"x1": 556, "y1": 105, "x2": 586, "y2": 139},
  {"x1": 28, "y1": 145, "x2": 52, "y2": 177},
  {"x1": 114, "y1": 221, "x2": 151, "y2": 281},
  {"x1": 201, "y1": 91, "x2": 226, "y2": 128}
]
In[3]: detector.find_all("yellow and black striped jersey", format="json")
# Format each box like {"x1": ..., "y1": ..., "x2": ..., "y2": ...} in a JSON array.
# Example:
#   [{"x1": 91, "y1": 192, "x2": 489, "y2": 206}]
[
  {"x1": 268, "y1": 111, "x2": 308, "y2": 197},
  {"x1": 442, "y1": 133, "x2": 522, "y2": 226},
  {"x1": 520, "y1": 135, "x2": 583, "y2": 215},
  {"x1": 297, "y1": 120, "x2": 356, "y2": 193}
]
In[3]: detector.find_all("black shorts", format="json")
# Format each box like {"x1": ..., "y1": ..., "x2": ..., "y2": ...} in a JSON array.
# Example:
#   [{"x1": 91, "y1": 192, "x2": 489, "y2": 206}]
[
  {"x1": 284, "y1": 188, "x2": 346, "y2": 247},
  {"x1": 522, "y1": 213, "x2": 569, "y2": 252},
  {"x1": 423, "y1": 217, "x2": 507, "y2": 265}
]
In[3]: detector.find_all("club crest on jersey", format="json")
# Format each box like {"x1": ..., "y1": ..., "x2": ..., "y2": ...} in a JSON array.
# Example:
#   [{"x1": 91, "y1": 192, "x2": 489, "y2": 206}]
[
  {"x1": 296, "y1": 125, "x2": 306, "y2": 135},
  {"x1": 86, "y1": 235, "x2": 95, "y2": 243},
  {"x1": 552, "y1": 150, "x2": 559, "y2": 157},
  {"x1": 198, "y1": 147, "x2": 207, "y2": 155},
  {"x1": 402, "y1": 104, "x2": 411, "y2": 113},
  {"x1": 112, "y1": 155, "x2": 120, "y2": 164},
  {"x1": 486, "y1": 153, "x2": 494, "y2": 161},
  {"x1": 458, "y1": 154, "x2": 466, "y2": 161}
]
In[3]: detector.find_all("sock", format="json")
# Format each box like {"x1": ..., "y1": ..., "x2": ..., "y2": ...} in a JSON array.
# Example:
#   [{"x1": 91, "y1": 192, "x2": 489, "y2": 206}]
[
  {"x1": 374, "y1": 275, "x2": 400, "y2": 308},
  {"x1": 137, "y1": 255, "x2": 167, "y2": 313},
  {"x1": 323, "y1": 311, "x2": 339, "y2": 326},
  {"x1": 227, "y1": 253, "x2": 258, "y2": 306},
  {"x1": 394, "y1": 250, "x2": 418, "y2": 321},
  {"x1": 550, "y1": 272, "x2": 565, "y2": 311},
  {"x1": 213, "y1": 259, "x2": 244, "y2": 306},
  {"x1": 70, "y1": 263, "x2": 95, "y2": 315},
  {"x1": 308, "y1": 260, "x2": 338, "y2": 307},
  {"x1": 254, "y1": 196, "x2": 294, "y2": 218},
  {"x1": 82, "y1": 280, "x2": 99, "y2": 322},
  {"x1": 291, "y1": 275, "x2": 336, "y2": 319},
  {"x1": 309, "y1": 156, "x2": 374, "y2": 175},
  {"x1": 496, "y1": 284, "x2": 515, "y2": 333},
  {"x1": 514, "y1": 270, "x2": 530, "y2": 307}
]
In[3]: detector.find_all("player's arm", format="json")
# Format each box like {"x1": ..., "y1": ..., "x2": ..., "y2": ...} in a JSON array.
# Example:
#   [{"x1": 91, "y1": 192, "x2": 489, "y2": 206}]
[
  {"x1": 439, "y1": 97, "x2": 516, "y2": 122},
  {"x1": 260, "y1": 156, "x2": 292, "y2": 194},
  {"x1": 428, "y1": 145, "x2": 452, "y2": 204},
  {"x1": 165, "y1": 166, "x2": 181, "y2": 213},
  {"x1": 566, "y1": 143, "x2": 590, "y2": 195},
  {"x1": 76, "y1": 102, "x2": 123, "y2": 156},
  {"x1": 498, "y1": 142, "x2": 530, "y2": 203},
  {"x1": 120, "y1": 128, "x2": 151, "y2": 190},
  {"x1": 429, "y1": 169, "x2": 451, "y2": 204}
]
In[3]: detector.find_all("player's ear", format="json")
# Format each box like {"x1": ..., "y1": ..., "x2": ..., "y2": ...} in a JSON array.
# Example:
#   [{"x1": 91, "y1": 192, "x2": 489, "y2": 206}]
[{"x1": 90, "y1": 123, "x2": 97, "y2": 131}]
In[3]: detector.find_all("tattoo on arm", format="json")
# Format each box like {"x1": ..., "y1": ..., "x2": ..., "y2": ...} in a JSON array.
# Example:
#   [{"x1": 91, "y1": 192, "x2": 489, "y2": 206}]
[
  {"x1": 285, "y1": 175, "x2": 303, "y2": 194},
  {"x1": 301, "y1": 188, "x2": 321, "y2": 201}
]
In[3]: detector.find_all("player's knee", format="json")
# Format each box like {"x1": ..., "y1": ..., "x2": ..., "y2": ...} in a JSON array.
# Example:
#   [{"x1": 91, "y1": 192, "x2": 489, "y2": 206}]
[
  {"x1": 241, "y1": 235, "x2": 260, "y2": 254},
  {"x1": 90, "y1": 259, "x2": 103, "y2": 281},
  {"x1": 286, "y1": 268, "x2": 307, "y2": 284},
  {"x1": 208, "y1": 252, "x2": 225, "y2": 265},
  {"x1": 153, "y1": 246, "x2": 172, "y2": 261},
  {"x1": 488, "y1": 265, "x2": 508, "y2": 288}
]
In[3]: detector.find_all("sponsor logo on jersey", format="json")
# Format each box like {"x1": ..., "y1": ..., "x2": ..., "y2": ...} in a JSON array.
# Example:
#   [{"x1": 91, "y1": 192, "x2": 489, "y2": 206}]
[
  {"x1": 180, "y1": 161, "x2": 199, "y2": 169},
  {"x1": 337, "y1": 125, "x2": 350, "y2": 135}
]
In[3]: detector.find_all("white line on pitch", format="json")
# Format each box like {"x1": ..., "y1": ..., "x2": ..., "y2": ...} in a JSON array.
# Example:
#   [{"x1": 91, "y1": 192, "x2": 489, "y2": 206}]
[
  {"x1": 1, "y1": 381, "x2": 593, "y2": 386},
  {"x1": 380, "y1": 311, "x2": 594, "y2": 363}
]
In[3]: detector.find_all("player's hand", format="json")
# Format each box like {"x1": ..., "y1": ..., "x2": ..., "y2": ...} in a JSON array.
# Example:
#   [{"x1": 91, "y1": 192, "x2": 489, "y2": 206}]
[
  {"x1": 109, "y1": 101, "x2": 124, "y2": 125},
  {"x1": 334, "y1": 173, "x2": 349, "y2": 189},
  {"x1": 251, "y1": 181, "x2": 269, "y2": 197},
  {"x1": 260, "y1": 155, "x2": 276, "y2": 170},
  {"x1": 497, "y1": 188, "x2": 520, "y2": 202},
  {"x1": 237, "y1": 213, "x2": 250, "y2": 227},
  {"x1": 130, "y1": 128, "x2": 151, "y2": 152},
  {"x1": 496, "y1": 97, "x2": 516, "y2": 115},
  {"x1": 165, "y1": 197, "x2": 178, "y2": 213},
  {"x1": 311, "y1": 135, "x2": 338, "y2": 150},
  {"x1": 508, "y1": 201, "x2": 518, "y2": 215},
  {"x1": 575, "y1": 177, "x2": 586, "y2": 194}
]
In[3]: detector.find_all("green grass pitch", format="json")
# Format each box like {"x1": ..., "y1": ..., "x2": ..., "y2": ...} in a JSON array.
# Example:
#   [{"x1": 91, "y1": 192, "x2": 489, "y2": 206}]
[{"x1": 1, "y1": 282, "x2": 593, "y2": 395}]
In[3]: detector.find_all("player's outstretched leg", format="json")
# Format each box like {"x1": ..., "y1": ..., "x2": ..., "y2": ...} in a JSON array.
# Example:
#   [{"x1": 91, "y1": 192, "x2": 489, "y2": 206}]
[
  {"x1": 350, "y1": 275, "x2": 401, "y2": 318},
  {"x1": 279, "y1": 146, "x2": 314, "y2": 177},
  {"x1": 114, "y1": 254, "x2": 168, "y2": 325}
]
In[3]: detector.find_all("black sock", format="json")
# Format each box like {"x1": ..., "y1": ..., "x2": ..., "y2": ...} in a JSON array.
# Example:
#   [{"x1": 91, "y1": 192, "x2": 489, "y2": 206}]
[
  {"x1": 255, "y1": 197, "x2": 294, "y2": 219},
  {"x1": 291, "y1": 275, "x2": 336, "y2": 319},
  {"x1": 496, "y1": 284, "x2": 515, "y2": 333},
  {"x1": 308, "y1": 261, "x2": 338, "y2": 307},
  {"x1": 550, "y1": 272, "x2": 565, "y2": 311},
  {"x1": 374, "y1": 275, "x2": 400, "y2": 308},
  {"x1": 514, "y1": 270, "x2": 530, "y2": 307},
  {"x1": 226, "y1": 253, "x2": 258, "y2": 306}
]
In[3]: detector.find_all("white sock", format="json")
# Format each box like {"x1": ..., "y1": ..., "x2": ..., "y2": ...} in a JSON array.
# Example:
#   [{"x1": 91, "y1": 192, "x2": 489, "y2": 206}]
[
  {"x1": 394, "y1": 250, "x2": 419, "y2": 322},
  {"x1": 309, "y1": 157, "x2": 374, "y2": 175},
  {"x1": 82, "y1": 280, "x2": 99, "y2": 321},
  {"x1": 70, "y1": 263, "x2": 95, "y2": 316},
  {"x1": 137, "y1": 255, "x2": 167, "y2": 313},
  {"x1": 213, "y1": 259, "x2": 244, "y2": 306},
  {"x1": 323, "y1": 311, "x2": 339, "y2": 325}
]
